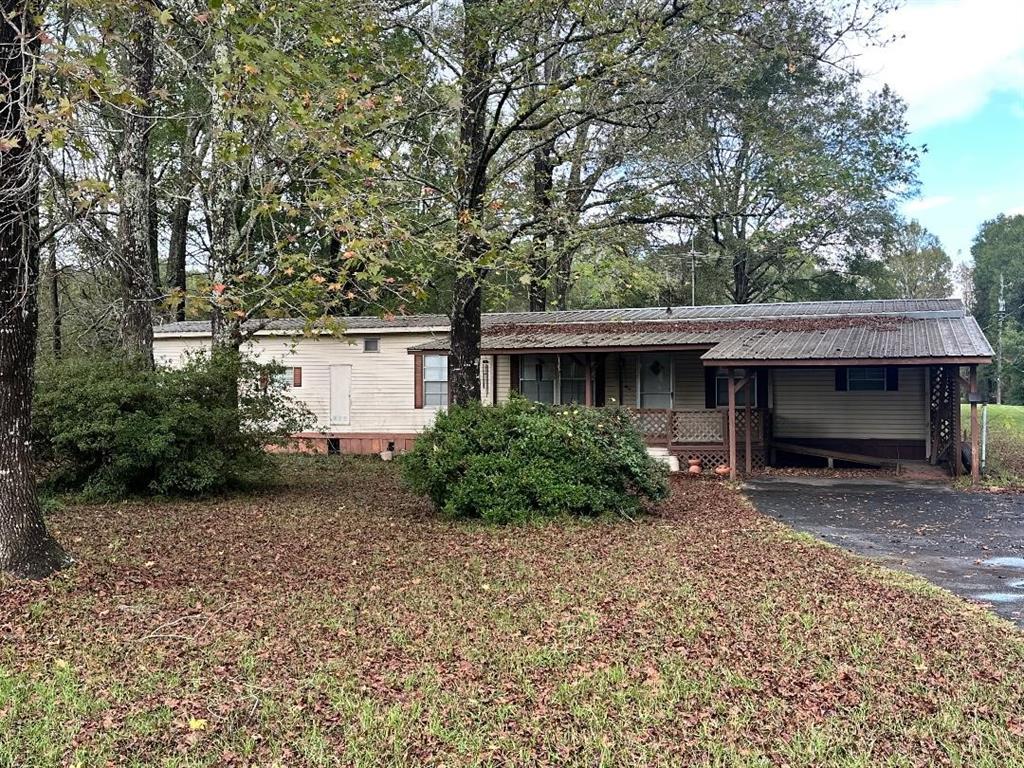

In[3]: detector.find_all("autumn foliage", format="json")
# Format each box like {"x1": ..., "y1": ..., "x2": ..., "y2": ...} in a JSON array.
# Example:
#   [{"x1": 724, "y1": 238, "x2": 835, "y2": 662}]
[{"x1": 401, "y1": 397, "x2": 668, "y2": 523}]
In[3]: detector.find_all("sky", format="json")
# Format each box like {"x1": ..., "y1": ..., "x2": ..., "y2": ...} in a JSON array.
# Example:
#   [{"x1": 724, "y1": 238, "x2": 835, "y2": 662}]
[{"x1": 855, "y1": 0, "x2": 1024, "y2": 265}]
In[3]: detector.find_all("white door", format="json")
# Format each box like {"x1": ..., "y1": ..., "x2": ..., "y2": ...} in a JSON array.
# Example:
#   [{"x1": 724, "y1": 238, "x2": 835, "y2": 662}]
[{"x1": 329, "y1": 365, "x2": 352, "y2": 426}]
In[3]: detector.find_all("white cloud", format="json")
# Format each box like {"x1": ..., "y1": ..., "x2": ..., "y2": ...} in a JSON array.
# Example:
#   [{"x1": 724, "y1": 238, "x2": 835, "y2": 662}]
[
  {"x1": 855, "y1": 0, "x2": 1024, "y2": 129},
  {"x1": 903, "y1": 195, "x2": 954, "y2": 213}
]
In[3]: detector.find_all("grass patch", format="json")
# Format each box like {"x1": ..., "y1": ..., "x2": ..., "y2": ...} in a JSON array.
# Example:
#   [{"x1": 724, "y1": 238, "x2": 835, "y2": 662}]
[
  {"x1": 2, "y1": 457, "x2": 1023, "y2": 766},
  {"x1": 964, "y1": 404, "x2": 1024, "y2": 487}
]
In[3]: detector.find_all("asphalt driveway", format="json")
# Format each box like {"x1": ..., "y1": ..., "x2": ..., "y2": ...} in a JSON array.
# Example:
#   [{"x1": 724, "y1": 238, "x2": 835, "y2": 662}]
[{"x1": 743, "y1": 477, "x2": 1024, "y2": 627}]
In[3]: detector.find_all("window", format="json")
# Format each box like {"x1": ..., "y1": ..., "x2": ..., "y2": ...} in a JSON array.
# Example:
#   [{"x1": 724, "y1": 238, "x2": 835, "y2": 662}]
[
  {"x1": 716, "y1": 374, "x2": 756, "y2": 407},
  {"x1": 847, "y1": 367, "x2": 886, "y2": 391},
  {"x1": 520, "y1": 354, "x2": 556, "y2": 404},
  {"x1": 559, "y1": 355, "x2": 587, "y2": 404},
  {"x1": 363, "y1": 337, "x2": 380, "y2": 353},
  {"x1": 272, "y1": 368, "x2": 293, "y2": 389},
  {"x1": 423, "y1": 354, "x2": 448, "y2": 407}
]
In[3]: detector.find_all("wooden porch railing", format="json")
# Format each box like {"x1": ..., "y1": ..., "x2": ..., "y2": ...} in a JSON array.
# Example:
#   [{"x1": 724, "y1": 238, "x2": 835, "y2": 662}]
[{"x1": 623, "y1": 408, "x2": 766, "y2": 446}]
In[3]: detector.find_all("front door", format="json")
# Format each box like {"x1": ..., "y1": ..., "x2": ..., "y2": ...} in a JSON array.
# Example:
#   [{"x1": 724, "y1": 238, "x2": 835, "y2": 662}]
[
  {"x1": 329, "y1": 364, "x2": 352, "y2": 426},
  {"x1": 638, "y1": 353, "x2": 672, "y2": 409}
]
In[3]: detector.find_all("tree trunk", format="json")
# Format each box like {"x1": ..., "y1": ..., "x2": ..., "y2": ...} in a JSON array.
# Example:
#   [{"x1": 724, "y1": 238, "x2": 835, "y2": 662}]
[
  {"x1": 167, "y1": 120, "x2": 198, "y2": 322},
  {"x1": 0, "y1": 0, "x2": 70, "y2": 578},
  {"x1": 450, "y1": 268, "x2": 483, "y2": 404},
  {"x1": 167, "y1": 194, "x2": 190, "y2": 321},
  {"x1": 115, "y1": 0, "x2": 156, "y2": 366},
  {"x1": 448, "y1": 0, "x2": 491, "y2": 405},
  {"x1": 48, "y1": 240, "x2": 61, "y2": 358},
  {"x1": 553, "y1": 230, "x2": 573, "y2": 310},
  {"x1": 528, "y1": 137, "x2": 554, "y2": 312}
]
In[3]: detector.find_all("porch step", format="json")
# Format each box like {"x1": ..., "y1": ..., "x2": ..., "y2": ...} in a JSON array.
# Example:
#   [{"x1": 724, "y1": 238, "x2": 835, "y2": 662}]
[{"x1": 646, "y1": 446, "x2": 680, "y2": 472}]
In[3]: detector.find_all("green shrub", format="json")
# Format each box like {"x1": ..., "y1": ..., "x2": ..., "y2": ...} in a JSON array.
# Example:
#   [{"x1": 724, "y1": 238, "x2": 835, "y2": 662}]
[
  {"x1": 401, "y1": 396, "x2": 669, "y2": 523},
  {"x1": 33, "y1": 352, "x2": 312, "y2": 499}
]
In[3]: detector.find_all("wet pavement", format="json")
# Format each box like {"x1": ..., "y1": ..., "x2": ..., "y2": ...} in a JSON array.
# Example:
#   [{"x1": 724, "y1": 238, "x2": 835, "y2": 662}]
[{"x1": 743, "y1": 477, "x2": 1024, "y2": 628}]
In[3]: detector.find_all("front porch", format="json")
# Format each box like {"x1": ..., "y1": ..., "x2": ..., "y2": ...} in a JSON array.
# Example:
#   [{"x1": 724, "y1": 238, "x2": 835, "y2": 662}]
[
  {"x1": 623, "y1": 406, "x2": 768, "y2": 474},
  {"x1": 495, "y1": 349, "x2": 977, "y2": 482}
]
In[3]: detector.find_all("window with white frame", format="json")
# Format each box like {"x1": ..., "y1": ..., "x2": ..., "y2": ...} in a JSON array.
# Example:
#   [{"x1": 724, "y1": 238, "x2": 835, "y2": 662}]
[
  {"x1": 715, "y1": 372, "x2": 756, "y2": 407},
  {"x1": 559, "y1": 355, "x2": 587, "y2": 404},
  {"x1": 847, "y1": 366, "x2": 886, "y2": 391},
  {"x1": 424, "y1": 355, "x2": 448, "y2": 407},
  {"x1": 272, "y1": 367, "x2": 294, "y2": 389},
  {"x1": 363, "y1": 337, "x2": 380, "y2": 353},
  {"x1": 519, "y1": 354, "x2": 556, "y2": 404}
]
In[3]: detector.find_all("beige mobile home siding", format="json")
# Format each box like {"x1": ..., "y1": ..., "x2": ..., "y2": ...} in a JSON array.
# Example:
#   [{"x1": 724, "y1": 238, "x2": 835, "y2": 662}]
[
  {"x1": 495, "y1": 354, "x2": 512, "y2": 403},
  {"x1": 772, "y1": 367, "x2": 927, "y2": 440},
  {"x1": 153, "y1": 332, "x2": 443, "y2": 433},
  {"x1": 153, "y1": 336, "x2": 210, "y2": 365},
  {"x1": 672, "y1": 351, "x2": 706, "y2": 410}
]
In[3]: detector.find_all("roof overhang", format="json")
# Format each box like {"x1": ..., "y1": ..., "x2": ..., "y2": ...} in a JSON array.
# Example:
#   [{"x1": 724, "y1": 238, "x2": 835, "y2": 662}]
[
  {"x1": 154, "y1": 325, "x2": 450, "y2": 340},
  {"x1": 703, "y1": 356, "x2": 992, "y2": 367}
]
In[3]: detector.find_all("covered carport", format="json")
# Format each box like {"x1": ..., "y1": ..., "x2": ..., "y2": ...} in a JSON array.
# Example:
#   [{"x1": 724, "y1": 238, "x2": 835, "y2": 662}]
[{"x1": 700, "y1": 307, "x2": 993, "y2": 482}]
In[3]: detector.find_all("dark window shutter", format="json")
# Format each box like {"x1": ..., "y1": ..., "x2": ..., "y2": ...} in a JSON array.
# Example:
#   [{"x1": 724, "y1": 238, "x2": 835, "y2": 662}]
[
  {"x1": 755, "y1": 369, "x2": 769, "y2": 407},
  {"x1": 834, "y1": 367, "x2": 848, "y2": 391},
  {"x1": 704, "y1": 368, "x2": 717, "y2": 409},
  {"x1": 886, "y1": 366, "x2": 899, "y2": 391},
  {"x1": 413, "y1": 354, "x2": 424, "y2": 409},
  {"x1": 292, "y1": 367, "x2": 302, "y2": 388},
  {"x1": 259, "y1": 371, "x2": 269, "y2": 392},
  {"x1": 509, "y1": 355, "x2": 520, "y2": 394}
]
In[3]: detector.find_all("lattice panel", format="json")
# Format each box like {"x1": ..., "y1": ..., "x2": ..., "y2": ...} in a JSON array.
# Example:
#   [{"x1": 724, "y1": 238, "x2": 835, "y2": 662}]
[
  {"x1": 626, "y1": 409, "x2": 670, "y2": 441},
  {"x1": 929, "y1": 364, "x2": 957, "y2": 466},
  {"x1": 671, "y1": 410, "x2": 723, "y2": 443},
  {"x1": 733, "y1": 409, "x2": 765, "y2": 442},
  {"x1": 675, "y1": 447, "x2": 766, "y2": 473}
]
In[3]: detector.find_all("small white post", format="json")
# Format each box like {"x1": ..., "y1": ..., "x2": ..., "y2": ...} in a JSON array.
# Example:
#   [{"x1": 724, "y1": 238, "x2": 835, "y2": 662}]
[{"x1": 981, "y1": 403, "x2": 988, "y2": 472}]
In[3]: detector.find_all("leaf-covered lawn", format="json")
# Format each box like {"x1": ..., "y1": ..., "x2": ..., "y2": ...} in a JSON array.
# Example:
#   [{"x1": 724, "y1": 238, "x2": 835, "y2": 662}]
[{"x1": 3, "y1": 458, "x2": 1023, "y2": 767}]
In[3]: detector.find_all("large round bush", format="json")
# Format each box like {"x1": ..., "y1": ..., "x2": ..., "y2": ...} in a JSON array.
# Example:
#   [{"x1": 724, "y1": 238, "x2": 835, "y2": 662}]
[
  {"x1": 33, "y1": 353, "x2": 312, "y2": 499},
  {"x1": 401, "y1": 396, "x2": 669, "y2": 523}
]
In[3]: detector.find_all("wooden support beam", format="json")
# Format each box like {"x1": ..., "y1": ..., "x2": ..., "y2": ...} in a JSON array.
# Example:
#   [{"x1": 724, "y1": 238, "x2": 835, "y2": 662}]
[
  {"x1": 744, "y1": 373, "x2": 752, "y2": 476},
  {"x1": 952, "y1": 368, "x2": 962, "y2": 477},
  {"x1": 727, "y1": 369, "x2": 737, "y2": 481},
  {"x1": 584, "y1": 354, "x2": 593, "y2": 407},
  {"x1": 970, "y1": 365, "x2": 980, "y2": 485},
  {"x1": 770, "y1": 441, "x2": 886, "y2": 467}
]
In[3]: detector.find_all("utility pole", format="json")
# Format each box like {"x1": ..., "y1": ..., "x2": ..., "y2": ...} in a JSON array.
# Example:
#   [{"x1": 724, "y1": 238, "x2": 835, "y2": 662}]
[
  {"x1": 690, "y1": 244, "x2": 696, "y2": 306},
  {"x1": 997, "y1": 272, "x2": 1005, "y2": 405}
]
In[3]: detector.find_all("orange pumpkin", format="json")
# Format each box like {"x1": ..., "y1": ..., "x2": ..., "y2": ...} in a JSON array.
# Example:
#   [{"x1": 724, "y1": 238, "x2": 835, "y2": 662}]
[
  {"x1": 714, "y1": 465, "x2": 731, "y2": 477},
  {"x1": 687, "y1": 464, "x2": 702, "y2": 475}
]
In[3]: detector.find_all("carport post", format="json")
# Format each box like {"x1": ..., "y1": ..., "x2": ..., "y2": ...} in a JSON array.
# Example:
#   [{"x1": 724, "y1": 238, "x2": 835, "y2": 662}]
[
  {"x1": 744, "y1": 372, "x2": 752, "y2": 476},
  {"x1": 727, "y1": 369, "x2": 737, "y2": 481},
  {"x1": 970, "y1": 365, "x2": 980, "y2": 485}
]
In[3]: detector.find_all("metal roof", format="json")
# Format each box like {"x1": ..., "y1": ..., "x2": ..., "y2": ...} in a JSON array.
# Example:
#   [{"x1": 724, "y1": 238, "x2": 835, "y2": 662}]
[
  {"x1": 701, "y1": 316, "x2": 993, "y2": 364},
  {"x1": 154, "y1": 314, "x2": 449, "y2": 335},
  {"x1": 156, "y1": 299, "x2": 992, "y2": 364},
  {"x1": 408, "y1": 316, "x2": 993, "y2": 362},
  {"x1": 154, "y1": 299, "x2": 966, "y2": 336},
  {"x1": 481, "y1": 298, "x2": 966, "y2": 325}
]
